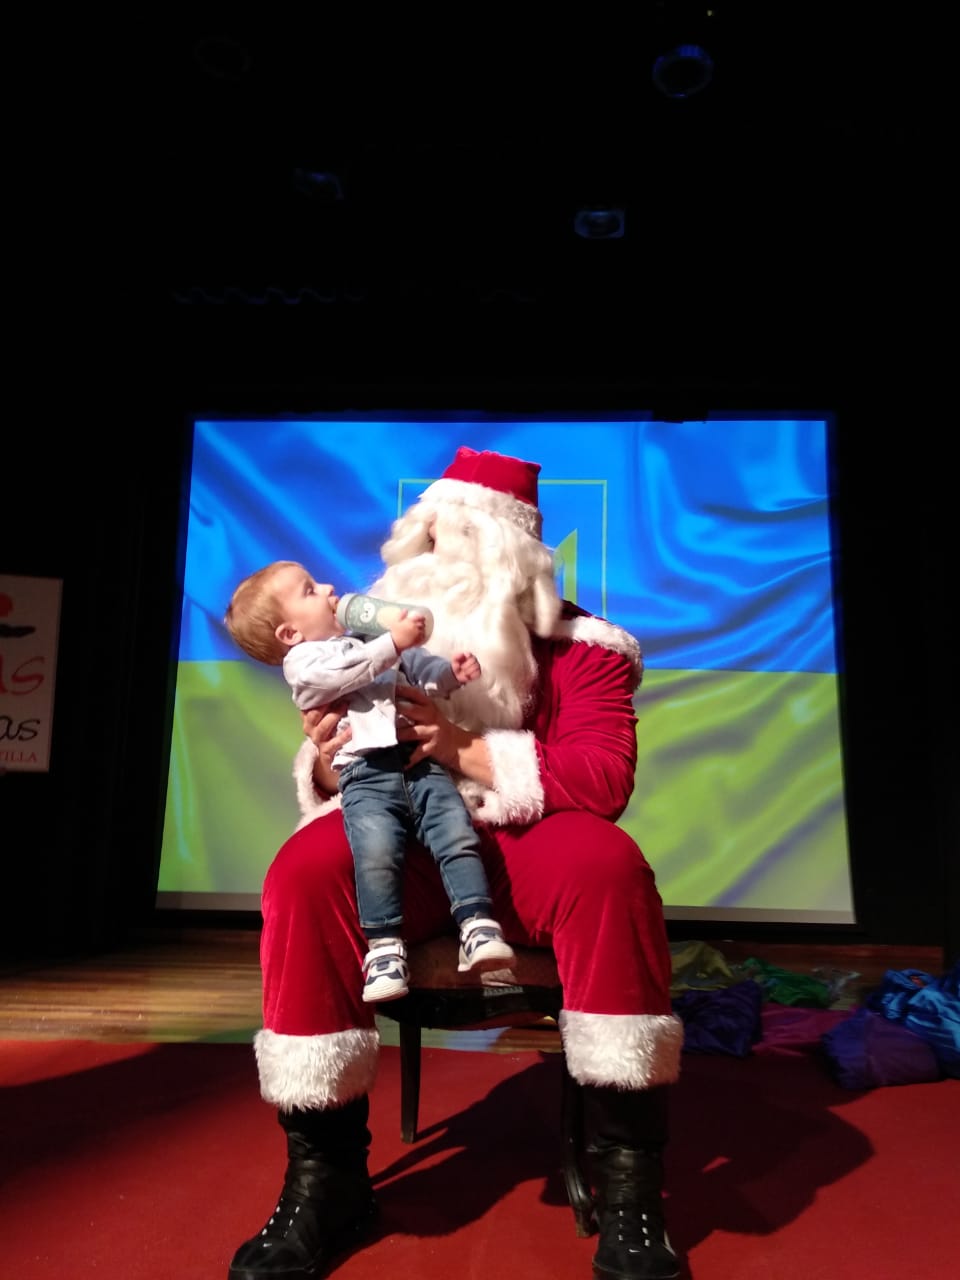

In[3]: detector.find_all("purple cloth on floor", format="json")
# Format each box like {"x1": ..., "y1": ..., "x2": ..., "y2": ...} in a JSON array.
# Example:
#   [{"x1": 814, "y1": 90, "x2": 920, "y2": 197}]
[
  {"x1": 754, "y1": 1004, "x2": 851, "y2": 1057},
  {"x1": 821, "y1": 1007, "x2": 942, "y2": 1089},
  {"x1": 673, "y1": 979, "x2": 763, "y2": 1056}
]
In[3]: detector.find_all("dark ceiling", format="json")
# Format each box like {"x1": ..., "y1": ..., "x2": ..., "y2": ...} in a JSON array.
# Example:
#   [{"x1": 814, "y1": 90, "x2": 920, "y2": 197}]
[{"x1": 165, "y1": 5, "x2": 928, "y2": 320}]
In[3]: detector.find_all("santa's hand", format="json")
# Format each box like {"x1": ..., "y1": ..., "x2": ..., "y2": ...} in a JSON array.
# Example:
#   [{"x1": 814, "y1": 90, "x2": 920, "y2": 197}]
[
  {"x1": 301, "y1": 701, "x2": 350, "y2": 797},
  {"x1": 450, "y1": 651, "x2": 481, "y2": 684},
  {"x1": 396, "y1": 684, "x2": 495, "y2": 786},
  {"x1": 395, "y1": 683, "x2": 461, "y2": 768}
]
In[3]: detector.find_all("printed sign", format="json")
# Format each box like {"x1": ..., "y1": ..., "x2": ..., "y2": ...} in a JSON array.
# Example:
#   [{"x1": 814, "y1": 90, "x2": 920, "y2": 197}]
[{"x1": 0, "y1": 574, "x2": 63, "y2": 772}]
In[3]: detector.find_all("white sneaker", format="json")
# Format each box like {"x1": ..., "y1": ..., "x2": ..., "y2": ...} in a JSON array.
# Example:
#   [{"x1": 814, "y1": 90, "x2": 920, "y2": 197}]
[
  {"x1": 362, "y1": 939, "x2": 409, "y2": 1002},
  {"x1": 457, "y1": 918, "x2": 516, "y2": 974}
]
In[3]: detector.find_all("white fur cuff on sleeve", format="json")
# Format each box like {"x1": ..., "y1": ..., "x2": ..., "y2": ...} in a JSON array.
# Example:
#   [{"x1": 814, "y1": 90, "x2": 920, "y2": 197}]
[{"x1": 459, "y1": 727, "x2": 543, "y2": 826}]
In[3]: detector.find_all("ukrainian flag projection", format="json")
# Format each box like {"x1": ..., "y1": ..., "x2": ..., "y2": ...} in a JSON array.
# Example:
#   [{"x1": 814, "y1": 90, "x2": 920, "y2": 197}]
[{"x1": 157, "y1": 416, "x2": 854, "y2": 923}]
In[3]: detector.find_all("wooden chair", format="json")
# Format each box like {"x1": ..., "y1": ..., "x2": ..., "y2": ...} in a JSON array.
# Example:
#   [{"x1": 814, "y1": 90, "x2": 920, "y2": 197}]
[{"x1": 376, "y1": 935, "x2": 595, "y2": 1237}]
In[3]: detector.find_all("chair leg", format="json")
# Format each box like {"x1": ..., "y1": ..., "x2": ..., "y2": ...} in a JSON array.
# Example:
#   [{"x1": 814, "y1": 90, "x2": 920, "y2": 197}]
[
  {"x1": 560, "y1": 1054, "x2": 595, "y2": 1237},
  {"x1": 399, "y1": 1021, "x2": 422, "y2": 1143}
]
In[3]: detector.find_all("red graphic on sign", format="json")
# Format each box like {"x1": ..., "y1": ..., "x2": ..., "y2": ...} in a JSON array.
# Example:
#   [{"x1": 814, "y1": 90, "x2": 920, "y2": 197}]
[{"x1": 0, "y1": 592, "x2": 35, "y2": 638}]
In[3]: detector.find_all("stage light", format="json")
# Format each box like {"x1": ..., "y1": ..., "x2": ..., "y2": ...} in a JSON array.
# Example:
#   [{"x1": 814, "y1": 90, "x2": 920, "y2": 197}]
[
  {"x1": 192, "y1": 35, "x2": 252, "y2": 81},
  {"x1": 573, "y1": 207, "x2": 626, "y2": 240},
  {"x1": 292, "y1": 170, "x2": 345, "y2": 203},
  {"x1": 652, "y1": 44, "x2": 714, "y2": 99}
]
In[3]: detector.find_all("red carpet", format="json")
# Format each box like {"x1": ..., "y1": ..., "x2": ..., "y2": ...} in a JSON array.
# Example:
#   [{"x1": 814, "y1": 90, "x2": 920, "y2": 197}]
[{"x1": 1, "y1": 1037, "x2": 957, "y2": 1279}]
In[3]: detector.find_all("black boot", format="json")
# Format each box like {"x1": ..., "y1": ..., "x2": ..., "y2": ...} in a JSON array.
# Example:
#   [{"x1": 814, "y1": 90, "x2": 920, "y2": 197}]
[
  {"x1": 228, "y1": 1097, "x2": 379, "y2": 1279},
  {"x1": 583, "y1": 1085, "x2": 680, "y2": 1280}
]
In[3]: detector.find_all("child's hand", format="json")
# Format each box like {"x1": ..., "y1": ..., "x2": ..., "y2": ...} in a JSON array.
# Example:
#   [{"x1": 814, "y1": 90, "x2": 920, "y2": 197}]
[
  {"x1": 389, "y1": 609, "x2": 427, "y2": 653},
  {"x1": 451, "y1": 651, "x2": 481, "y2": 684}
]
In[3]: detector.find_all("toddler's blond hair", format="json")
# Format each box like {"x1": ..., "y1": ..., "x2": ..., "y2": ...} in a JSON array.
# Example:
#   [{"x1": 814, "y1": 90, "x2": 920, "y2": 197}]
[{"x1": 224, "y1": 560, "x2": 304, "y2": 665}]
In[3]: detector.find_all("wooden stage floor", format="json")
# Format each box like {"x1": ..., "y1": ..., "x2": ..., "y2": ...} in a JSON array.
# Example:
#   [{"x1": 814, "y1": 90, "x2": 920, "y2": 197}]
[{"x1": 0, "y1": 928, "x2": 946, "y2": 1055}]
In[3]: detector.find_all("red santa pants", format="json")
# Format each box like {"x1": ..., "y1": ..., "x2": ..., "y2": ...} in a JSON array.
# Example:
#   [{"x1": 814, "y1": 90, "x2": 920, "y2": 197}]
[{"x1": 260, "y1": 808, "x2": 675, "y2": 1038}]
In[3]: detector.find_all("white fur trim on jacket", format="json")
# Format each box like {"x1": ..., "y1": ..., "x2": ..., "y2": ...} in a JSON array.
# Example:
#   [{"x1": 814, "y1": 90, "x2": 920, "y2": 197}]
[
  {"x1": 254, "y1": 1027, "x2": 380, "y2": 1110},
  {"x1": 293, "y1": 738, "x2": 342, "y2": 831},
  {"x1": 557, "y1": 614, "x2": 644, "y2": 690},
  {"x1": 559, "y1": 1010, "x2": 684, "y2": 1088}
]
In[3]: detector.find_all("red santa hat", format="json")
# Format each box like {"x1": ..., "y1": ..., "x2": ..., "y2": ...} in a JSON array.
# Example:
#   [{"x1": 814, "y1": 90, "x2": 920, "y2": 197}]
[{"x1": 419, "y1": 446, "x2": 543, "y2": 538}]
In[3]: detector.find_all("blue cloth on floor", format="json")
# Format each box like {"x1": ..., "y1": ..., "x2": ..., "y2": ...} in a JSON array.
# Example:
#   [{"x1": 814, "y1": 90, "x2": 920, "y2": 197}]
[
  {"x1": 864, "y1": 962, "x2": 960, "y2": 1078},
  {"x1": 672, "y1": 978, "x2": 763, "y2": 1056},
  {"x1": 821, "y1": 1006, "x2": 942, "y2": 1089}
]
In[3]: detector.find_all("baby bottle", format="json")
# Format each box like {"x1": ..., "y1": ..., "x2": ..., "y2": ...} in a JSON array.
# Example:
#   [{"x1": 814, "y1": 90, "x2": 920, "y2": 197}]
[{"x1": 336, "y1": 593, "x2": 435, "y2": 640}]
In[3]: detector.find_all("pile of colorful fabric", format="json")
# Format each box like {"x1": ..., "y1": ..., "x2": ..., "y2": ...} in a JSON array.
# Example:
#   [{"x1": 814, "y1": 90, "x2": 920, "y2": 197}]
[
  {"x1": 668, "y1": 942, "x2": 960, "y2": 1090},
  {"x1": 821, "y1": 963, "x2": 960, "y2": 1088}
]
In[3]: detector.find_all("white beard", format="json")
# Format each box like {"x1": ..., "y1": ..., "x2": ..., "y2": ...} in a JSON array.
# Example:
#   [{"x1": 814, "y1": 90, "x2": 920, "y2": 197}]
[{"x1": 371, "y1": 553, "x2": 537, "y2": 732}]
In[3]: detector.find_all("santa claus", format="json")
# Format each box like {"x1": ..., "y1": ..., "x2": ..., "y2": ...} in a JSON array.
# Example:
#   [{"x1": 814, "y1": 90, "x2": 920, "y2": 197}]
[{"x1": 230, "y1": 446, "x2": 684, "y2": 1280}]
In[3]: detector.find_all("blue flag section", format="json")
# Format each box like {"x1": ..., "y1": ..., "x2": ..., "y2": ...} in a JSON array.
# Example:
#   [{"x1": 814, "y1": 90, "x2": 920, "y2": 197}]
[{"x1": 180, "y1": 417, "x2": 838, "y2": 676}]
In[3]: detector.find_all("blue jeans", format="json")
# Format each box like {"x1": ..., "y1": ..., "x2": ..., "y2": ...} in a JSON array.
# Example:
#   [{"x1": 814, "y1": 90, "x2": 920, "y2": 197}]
[{"x1": 338, "y1": 744, "x2": 492, "y2": 936}]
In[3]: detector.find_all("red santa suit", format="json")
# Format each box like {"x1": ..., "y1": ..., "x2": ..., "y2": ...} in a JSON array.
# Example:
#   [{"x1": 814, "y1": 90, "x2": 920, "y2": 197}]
[{"x1": 255, "y1": 619, "x2": 682, "y2": 1106}]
